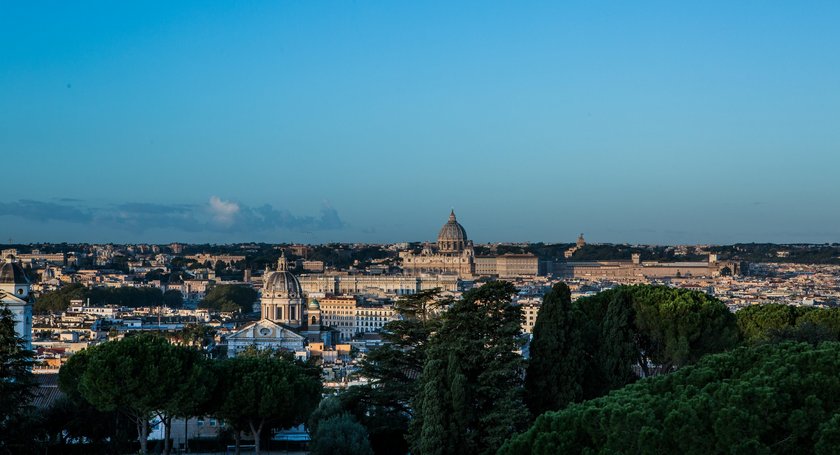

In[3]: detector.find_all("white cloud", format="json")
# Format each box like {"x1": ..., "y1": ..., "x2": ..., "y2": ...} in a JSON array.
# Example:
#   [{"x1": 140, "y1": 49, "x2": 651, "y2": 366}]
[{"x1": 209, "y1": 196, "x2": 240, "y2": 226}]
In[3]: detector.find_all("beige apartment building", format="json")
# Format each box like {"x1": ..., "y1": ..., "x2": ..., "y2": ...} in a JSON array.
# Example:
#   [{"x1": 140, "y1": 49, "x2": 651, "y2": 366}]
[{"x1": 320, "y1": 296, "x2": 361, "y2": 341}]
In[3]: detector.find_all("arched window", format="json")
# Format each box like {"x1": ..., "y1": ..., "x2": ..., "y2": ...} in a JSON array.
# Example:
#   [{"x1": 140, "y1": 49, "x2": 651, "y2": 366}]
[{"x1": 312, "y1": 316, "x2": 317, "y2": 325}]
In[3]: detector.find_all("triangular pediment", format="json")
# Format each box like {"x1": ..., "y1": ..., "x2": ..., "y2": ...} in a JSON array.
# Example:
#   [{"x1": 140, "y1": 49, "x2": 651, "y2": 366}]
[
  {"x1": 0, "y1": 291, "x2": 28, "y2": 306},
  {"x1": 225, "y1": 318, "x2": 305, "y2": 342}
]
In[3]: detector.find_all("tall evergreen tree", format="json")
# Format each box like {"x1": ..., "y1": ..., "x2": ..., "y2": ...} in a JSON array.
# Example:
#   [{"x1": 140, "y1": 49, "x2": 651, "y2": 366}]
[
  {"x1": 0, "y1": 307, "x2": 35, "y2": 453},
  {"x1": 341, "y1": 289, "x2": 446, "y2": 454},
  {"x1": 523, "y1": 282, "x2": 585, "y2": 418},
  {"x1": 596, "y1": 289, "x2": 638, "y2": 392},
  {"x1": 409, "y1": 281, "x2": 528, "y2": 455}
]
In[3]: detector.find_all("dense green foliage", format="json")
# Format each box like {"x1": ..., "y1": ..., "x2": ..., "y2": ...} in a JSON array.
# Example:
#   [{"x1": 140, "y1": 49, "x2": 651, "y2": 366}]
[
  {"x1": 737, "y1": 304, "x2": 840, "y2": 343},
  {"x1": 408, "y1": 282, "x2": 528, "y2": 455},
  {"x1": 576, "y1": 285, "x2": 739, "y2": 393},
  {"x1": 340, "y1": 290, "x2": 444, "y2": 454},
  {"x1": 35, "y1": 284, "x2": 166, "y2": 313},
  {"x1": 0, "y1": 307, "x2": 36, "y2": 453},
  {"x1": 162, "y1": 289, "x2": 184, "y2": 308},
  {"x1": 53, "y1": 349, "x2": 136, "y2": 450},
  {"x1": 523, "y1": 285, "x2": 739, "y2": 417},
  {"x1": 56, "y1": 336, "x2": 320, "y2": 455},
  {"x1": 34, "y1": 283, "x2": 88, "y2": 313},
  {"x1": 501, "y1": 342, "x2": 840, "y2": 454},
  {"x1": 199, "y1": 284, "x2": 258, "y2": 312},
  {"x1": 74, "y1": 333, "x2": 213, "y2": 454},
  {"x1": 210, "y1": 351, "x2": 322, "y2": 454},
  {"x1": 310, "y1": 413, "x2": 374, "y2": 455},
  {"x1": 524, "y1": 283, "x2": 585, "y2": 416}
]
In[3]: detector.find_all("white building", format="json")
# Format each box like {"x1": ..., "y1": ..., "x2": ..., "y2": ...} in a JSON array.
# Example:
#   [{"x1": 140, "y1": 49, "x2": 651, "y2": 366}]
[{"x1": 0, "y1": 257, "x2": 34, "y2": 350}]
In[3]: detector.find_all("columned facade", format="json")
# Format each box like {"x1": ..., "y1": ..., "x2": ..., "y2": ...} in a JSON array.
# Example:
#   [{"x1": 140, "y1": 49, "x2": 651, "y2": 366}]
[{"x1": 261, "y1": 254, "x2": 305, "y2": 328}]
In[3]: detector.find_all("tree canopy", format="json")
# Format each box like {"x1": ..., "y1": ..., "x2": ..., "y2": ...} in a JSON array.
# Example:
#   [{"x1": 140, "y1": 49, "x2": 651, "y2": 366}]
[
  {"x1": 210, "y1": 352, "x2": 322, "y2": 455},
  {"x1": 736, "y1": 304, "x2": 840, "y2": 344},
  {"x1": 35, "y1": 284, "x2": 167, "y2": 313},
  {"x1": 521, "y1": 284, "x2": 740, "y2": 422},
  {"x1": 310, "y1": 413, "x2": 374, "y2": 455},
  {"x1": 75, "y1": 333, "x2": 212, "y2": 454},
  {"x1": 340, "y1": 289, "x2": 445, "y2": 454},
  {"x1": 199, "y1": 284, "x2": 258, "y2": 313},
  {"x1": 524, "y1": 282, "x2": 586, "y2": 417},
  {"x1": 573, "y1": 285, "x2": 740, "y2": 400},
  {"x1": 501, "y1": 342, "x2": 840, "y2": 455},
  {"x1": 408, "y1": 281, "x2": 528, "y2": 455}
]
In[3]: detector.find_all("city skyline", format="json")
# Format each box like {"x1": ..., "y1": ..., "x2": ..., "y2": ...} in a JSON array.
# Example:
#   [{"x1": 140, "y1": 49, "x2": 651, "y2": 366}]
[{"x1": 3, "y1": 2, "x2": 839, "y2": 244}]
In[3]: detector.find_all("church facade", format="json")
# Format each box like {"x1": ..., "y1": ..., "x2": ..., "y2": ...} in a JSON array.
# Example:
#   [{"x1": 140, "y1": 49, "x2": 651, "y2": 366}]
[
  {"x1": 223, "y1": 254, "x2": 324, "y2": 357},
  {"x1": 399, "y1": 210, "x2": 476, "y2": 278},
  {"x1": 399, "y1": 210, "x2": 539, "y2": 279}
]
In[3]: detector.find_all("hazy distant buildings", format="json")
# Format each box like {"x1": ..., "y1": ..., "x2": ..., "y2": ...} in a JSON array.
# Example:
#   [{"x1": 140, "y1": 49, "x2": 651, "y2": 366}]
[
  {"x1": 399, "y1": 210, "x2": 538, "y2": 279},
  {"x1": 475, "y1": 254, "x2": 539, "y2": 278},
  {"x1": 299, "y1": 274, "x2": 459, "y2": 296},
  {"x1": 557, "y1": 253, "x2": 740, "y2": 280},
  {"x1": 400, "y1": 210, "x2": 476, "y2": 278}
]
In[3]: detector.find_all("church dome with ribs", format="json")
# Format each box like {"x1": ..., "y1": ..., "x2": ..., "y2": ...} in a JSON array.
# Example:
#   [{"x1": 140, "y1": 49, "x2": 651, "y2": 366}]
[
  {"x1": 437, "y1": 210, "x2": 468, "y2": 253},
  {"x1": 0, "y1": 258, "x2": 28, "y2": 284},
  {"x1": 263, "y1": 254, "x2": 301, "y2": 299}
]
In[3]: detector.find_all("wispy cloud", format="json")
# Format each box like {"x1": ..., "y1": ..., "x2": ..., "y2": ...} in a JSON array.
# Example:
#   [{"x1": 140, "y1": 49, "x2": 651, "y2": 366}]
[
  {"x1": 209, "y1": 196, "x2": 240, "y2": 226},
  {"x1": 0, "y1": 197, "x2": 345, "y2": 235}
]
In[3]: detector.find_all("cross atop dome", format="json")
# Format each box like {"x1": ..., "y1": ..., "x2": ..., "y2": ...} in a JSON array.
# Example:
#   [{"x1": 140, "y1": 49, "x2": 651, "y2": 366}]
[{"x1": 449, "y1": 209, "x2": 456, "y2": 222}]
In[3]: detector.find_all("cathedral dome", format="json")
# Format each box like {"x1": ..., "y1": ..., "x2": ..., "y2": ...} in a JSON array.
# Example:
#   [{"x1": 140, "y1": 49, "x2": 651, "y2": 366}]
[
  {"x1": 263, "y1": 254, "x2": 302, "y2": 299},
  {"x1": 437, "y1": 210, "x2": 468, "y2": 253},
  {"x1": 0, "y1": 259, "x2": 28, "y2": 285}
]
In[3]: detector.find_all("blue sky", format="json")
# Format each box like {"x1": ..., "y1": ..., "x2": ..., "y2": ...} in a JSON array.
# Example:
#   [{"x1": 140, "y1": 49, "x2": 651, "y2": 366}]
[{"x1": 1, "y1": 1, "x2": 839, "y2": 245}]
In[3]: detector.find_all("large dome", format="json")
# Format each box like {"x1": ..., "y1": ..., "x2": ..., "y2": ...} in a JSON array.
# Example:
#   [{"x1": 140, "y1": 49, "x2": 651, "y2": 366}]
[
  {"x1": 0, "y1": 260, "x2": 28, "y2": 285},
  {"x1": 437, "y1": 210, "x2": 469, "y2": 253},
  {"x1": 263, "y1": 254, "x2": 302, "y2": 299}
]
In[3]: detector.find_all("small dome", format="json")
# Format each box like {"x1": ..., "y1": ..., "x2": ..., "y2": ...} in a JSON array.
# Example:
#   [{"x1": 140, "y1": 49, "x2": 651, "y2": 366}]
[
  {"x1": 437, "y1": 210, "x2": 469, "y2": 253},
  {"x1": 308, "y1": 298, "x2": 320, "y2": 310},
  {"x1": 0, "y1": 261, "x2": 28, "y2": 285}
]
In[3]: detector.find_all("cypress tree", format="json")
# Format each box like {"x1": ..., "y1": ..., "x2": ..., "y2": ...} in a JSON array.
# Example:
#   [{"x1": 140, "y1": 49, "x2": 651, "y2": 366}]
[
  {"x1": 523, "y1": 282, "x2": 586, "y2": 418},
  {"x1": 596, "y1": 289, "x2": 638, "y2": 392}
]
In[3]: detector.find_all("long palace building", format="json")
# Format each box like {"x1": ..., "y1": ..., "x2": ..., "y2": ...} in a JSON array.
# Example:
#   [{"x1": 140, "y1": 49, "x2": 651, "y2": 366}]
[{"x1": 557, "y1": 253, "x2": 741, "y2": 280}]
